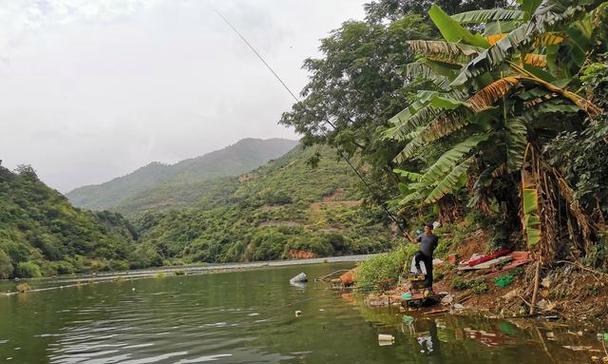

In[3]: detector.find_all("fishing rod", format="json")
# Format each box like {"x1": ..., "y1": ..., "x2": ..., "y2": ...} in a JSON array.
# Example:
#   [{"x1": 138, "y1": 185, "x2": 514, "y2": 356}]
[{"x1": 214, "y1": 9, "x2": 411, "y2": 238}]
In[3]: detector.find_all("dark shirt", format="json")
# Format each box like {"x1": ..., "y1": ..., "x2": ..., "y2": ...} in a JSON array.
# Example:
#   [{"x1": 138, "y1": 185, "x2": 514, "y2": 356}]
[{"x1": 417, "y1": 233, "x2": 439, "y2": 257}]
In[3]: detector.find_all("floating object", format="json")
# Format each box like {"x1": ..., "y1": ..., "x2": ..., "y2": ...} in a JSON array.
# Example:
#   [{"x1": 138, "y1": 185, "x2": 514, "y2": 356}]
[
  {"x1": 402, "y1": 315, "x2": 415, "y2": 325},
  {"x1": 401, "y1": 293, "x2": 412, "y2": 300},
  {"x1": 289, "y1": 273, "x2": 308, "y2": 284},
  {"x1": 378, "y1": 334, "x2": 395, "y2": 346},
  {"x1": 295, "y1": 310, "x2": 302, "y2": 317}
]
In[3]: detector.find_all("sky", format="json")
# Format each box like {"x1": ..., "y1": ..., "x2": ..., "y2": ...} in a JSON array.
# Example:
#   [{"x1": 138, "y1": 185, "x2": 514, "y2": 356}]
[{"x1": 0, "y1": 0, "x2": 368, "y2": 192}]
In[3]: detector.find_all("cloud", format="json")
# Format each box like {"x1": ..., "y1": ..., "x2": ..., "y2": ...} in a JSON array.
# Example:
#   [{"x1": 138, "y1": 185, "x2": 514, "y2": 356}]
[
  {"x1": 0, "y1": 0, "x2": 163, "y2": 61},
  {"x1": 0, "y1": 0, "x2": 367, "y2": 192}
]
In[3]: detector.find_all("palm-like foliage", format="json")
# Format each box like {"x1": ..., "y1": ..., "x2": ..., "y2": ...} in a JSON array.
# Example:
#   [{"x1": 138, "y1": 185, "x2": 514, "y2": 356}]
[{"x1": 387, "y1": 0, "x2": 606, "y2": 256}]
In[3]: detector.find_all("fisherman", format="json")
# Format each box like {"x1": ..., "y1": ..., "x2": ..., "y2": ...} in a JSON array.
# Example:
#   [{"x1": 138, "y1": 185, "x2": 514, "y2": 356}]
[{"x1": 412, "y1": 223, "x2": 439, "y2": 295}]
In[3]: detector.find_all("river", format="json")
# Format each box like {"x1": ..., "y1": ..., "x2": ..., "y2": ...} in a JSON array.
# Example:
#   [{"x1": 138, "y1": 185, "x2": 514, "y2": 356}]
[{"x1": 0, "y1": 262, "x2": 604, "y2": 363}]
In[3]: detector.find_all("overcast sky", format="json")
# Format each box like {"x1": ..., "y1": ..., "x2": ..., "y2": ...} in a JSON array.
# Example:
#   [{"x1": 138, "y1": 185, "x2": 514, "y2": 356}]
[{"x1": 0, "y1": 0, "x2": 367, "y2": 192}]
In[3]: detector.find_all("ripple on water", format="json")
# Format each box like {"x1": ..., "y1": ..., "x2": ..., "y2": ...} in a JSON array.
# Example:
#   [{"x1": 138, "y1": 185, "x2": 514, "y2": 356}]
[{"x1": 174, "y1": 353, "x2": 233, "y2": 363}]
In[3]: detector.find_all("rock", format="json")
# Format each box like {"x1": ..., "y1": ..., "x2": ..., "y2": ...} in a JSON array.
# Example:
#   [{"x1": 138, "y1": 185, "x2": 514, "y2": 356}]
[
  {"x1": 537, "y1": 299, "x2": 556, "y2": 311},
  {"x1": 502, "y1": 288, "x2": 521, "y2": 300},
  {"x1": 441, "y1": 294, "x2": 454, "y2": 305},
  {"x1": 453, "y1": 303, "x2": 465, "y2": 310},
  {"x1": 432, "y1": 258, "x2": 444, "y2": 266}
]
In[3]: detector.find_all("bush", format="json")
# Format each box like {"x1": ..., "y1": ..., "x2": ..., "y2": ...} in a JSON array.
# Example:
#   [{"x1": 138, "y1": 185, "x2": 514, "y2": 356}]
[
  {"x1": 356, "y1": 244, "x2": 417, "y2": 292},
  {"x1": 88, "y1": 259, "x2": 109, "y2": 272},
  {"x1": 15, "y1": 261, "x2": 42, "y2": 278},
  {"x1": 50, "y1": 260, "x2": 74, "y2": 275},
  {"x1": 0, "y1": 249, "x2": 13, "y2": 279},
  {"x1": 452, "y1": 276, "x2": 488, "y2": 294},
  {"x1": 16, "y1": 282, "x2": 31, "y2": 293},
  {"x1": 130, "y1": 244, "x2": 163, "y2": 269},
  {"x1": 109, "y1": 260, "x2": 130, "y2": 271}
]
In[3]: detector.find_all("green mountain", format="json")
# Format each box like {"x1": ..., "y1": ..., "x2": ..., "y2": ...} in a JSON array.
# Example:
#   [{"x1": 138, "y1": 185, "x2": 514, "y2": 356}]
[
  {"x1": 66, "y1": 138, "x2": 298, "y2": 211},
  {"x1": 134, "y1": 145, "x2": 394, "y2": 264},
  {"x1": 0, "y1": 144, "x2": 394, "y2": 279},
  {"x1": 0, "y1": 164, "x2": 139, "y2": 279}
]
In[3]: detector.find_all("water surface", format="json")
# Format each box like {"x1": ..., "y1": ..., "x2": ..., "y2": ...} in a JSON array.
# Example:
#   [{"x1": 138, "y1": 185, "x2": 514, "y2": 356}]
[{"x1": 0, "y1": 263, "x2": 604, "y2": 363}]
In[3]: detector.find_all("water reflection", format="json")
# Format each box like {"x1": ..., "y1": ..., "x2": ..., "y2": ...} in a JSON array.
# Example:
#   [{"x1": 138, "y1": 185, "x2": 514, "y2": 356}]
[{"x1": 0, "y1": 263, "x2": 605, "y2": 364}]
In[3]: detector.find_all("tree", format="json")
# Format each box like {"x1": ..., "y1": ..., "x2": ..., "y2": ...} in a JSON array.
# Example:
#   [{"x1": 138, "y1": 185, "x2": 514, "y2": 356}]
[
  {"x1": 364, "y1": 0, "x2": 508, "y2": 23},
  {"x1": 280, "y1": 15, "x2": 433, "y2": 204},
  {"x1": 387, "y1": 0, "x2": 607, "y2": 261},
  {"x1": 15, "y1": 164, "x2": 39, "y2": 181},
  {"x1": 0, "y1": 249, "x2": 13, "y2": 279}
]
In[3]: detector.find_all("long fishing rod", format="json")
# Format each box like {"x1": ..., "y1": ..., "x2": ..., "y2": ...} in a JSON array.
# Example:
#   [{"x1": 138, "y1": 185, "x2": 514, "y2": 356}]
[{"x1": 214, "y1": 10, "x2": 411, "y2": 238}]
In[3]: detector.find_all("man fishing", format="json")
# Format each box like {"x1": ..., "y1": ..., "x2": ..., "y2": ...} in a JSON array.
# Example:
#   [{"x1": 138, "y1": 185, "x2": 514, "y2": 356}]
[{"x1": 410, "y1": 223, "x2": 439, "y2": 295}]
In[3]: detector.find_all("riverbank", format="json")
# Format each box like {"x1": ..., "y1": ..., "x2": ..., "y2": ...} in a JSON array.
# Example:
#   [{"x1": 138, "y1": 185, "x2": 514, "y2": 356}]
[
  {"x1": 0, "y1": 254, "x2": 375, "y2": 296},
  {"x1": 355, "y1": 228, "x2": 608, "y2": 330}
]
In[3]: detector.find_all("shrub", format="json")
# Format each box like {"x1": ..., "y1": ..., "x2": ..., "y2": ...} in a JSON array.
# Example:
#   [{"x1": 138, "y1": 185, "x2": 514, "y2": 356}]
[
  {"x1": 109, "y1": 260, "x2": 130, "y2": 271},
  {"x1": 16, "y1": 282, "x2": 31, "y2": 293},
  {"x1": 88, "y1": 259, "x2": 109, "y2": 272},
  {"x1": 452, "y1": 276, "x2": 488, "y2": 294},
  {"x1": 0, "y1": 249, "x2": 13, "y2": 279},
  {"x1": 130, "y1": 244, "x2": 163, "y2": 269},
  {"x1": 356, "y1": 244, "x2": 417, "y2": 292},
  {"x1": 15, "y1": 261, "x2": 42, "y2": 278},
  {"x1": 50, "y1": 260, "x2": 74, "y2": 275}
]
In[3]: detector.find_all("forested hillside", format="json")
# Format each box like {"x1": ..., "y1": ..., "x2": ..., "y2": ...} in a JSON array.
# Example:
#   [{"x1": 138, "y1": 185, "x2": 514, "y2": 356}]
[
  {"x1": 0, "y1": 142, "x2": 394, "y2": 278},
  {"x1": 133, "y1": 145, "x2": 394, "y2": 264},
  {"x1": 67, "y1": 138, "x2": 298, "y2": 211},
  {"x1": 0, "y1": 164, "x2": 139, "y2": 278}
]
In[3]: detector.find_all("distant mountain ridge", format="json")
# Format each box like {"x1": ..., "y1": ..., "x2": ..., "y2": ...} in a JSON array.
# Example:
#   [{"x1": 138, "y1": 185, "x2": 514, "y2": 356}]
[
  {"x1": 67, "y1": 138, "x2": 298, "y2": 211},
  {"x1": 133, "y1": 144, "x2": 393, "y2": 263}
]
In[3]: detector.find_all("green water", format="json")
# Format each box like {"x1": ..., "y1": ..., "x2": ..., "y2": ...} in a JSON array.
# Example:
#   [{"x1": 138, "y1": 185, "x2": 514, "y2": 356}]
[{"x1": 0, "y1": 263, "x2": 604, "y2": 363}]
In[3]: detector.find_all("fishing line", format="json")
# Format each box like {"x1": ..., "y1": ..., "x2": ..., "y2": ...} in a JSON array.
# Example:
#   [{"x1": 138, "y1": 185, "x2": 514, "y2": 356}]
[{"x1": 214, "y1": 9, "x2": 409, "y2": 236}]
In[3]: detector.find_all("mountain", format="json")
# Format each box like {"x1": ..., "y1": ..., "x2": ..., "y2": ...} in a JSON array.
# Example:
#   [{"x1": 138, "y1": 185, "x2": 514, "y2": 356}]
[
  {"x1": 0, "y1": 164, "x2": 140, "y2": 279},
  {"x1": 66, "y1": 138, "x2": 298, "y2": 211},
  {"x1": 0, "y1": 143, "x2": 395, "y2": 278},
  {"x1": 133, "y1": 145, "x2": 395, "y2": 264}
]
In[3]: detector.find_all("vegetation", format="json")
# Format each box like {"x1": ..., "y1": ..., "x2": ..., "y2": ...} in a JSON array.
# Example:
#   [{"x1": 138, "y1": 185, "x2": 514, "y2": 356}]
[
  {"x1": 385, "y1": 0, "x2": 608, "y2": 264},
  {"x1": 355, "y1": 244, "x2": 418, "y2": 291},
  {"x1": 134, "y1": 145, "x2": 395, "y2": 263},
  {"x1": 66, "y1": 138, "x2": 298, "y2": 212},
  {"x1": 1, "y1": 141, "x2": 396, "y2": 278},
  {"x1": 0, "y1": 164, "x2": 139, "y2": 278},
  {"x1": 279, "y1": 0, "x2": 608, "y2": 290},
  {"x1": 4, "y1": 0, "x2": 608, "y2": 287}
]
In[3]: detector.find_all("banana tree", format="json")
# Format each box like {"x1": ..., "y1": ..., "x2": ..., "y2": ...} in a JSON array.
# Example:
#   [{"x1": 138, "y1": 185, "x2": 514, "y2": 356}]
[{"x1": 386, "y1": 0, "x2": 606, "y2": 259}]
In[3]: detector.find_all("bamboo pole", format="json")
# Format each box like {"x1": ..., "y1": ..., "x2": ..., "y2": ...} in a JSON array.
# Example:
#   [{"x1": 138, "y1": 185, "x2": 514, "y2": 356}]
[{"x1": 530, "y1": 260, "x2": 541, "y2": 315}]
